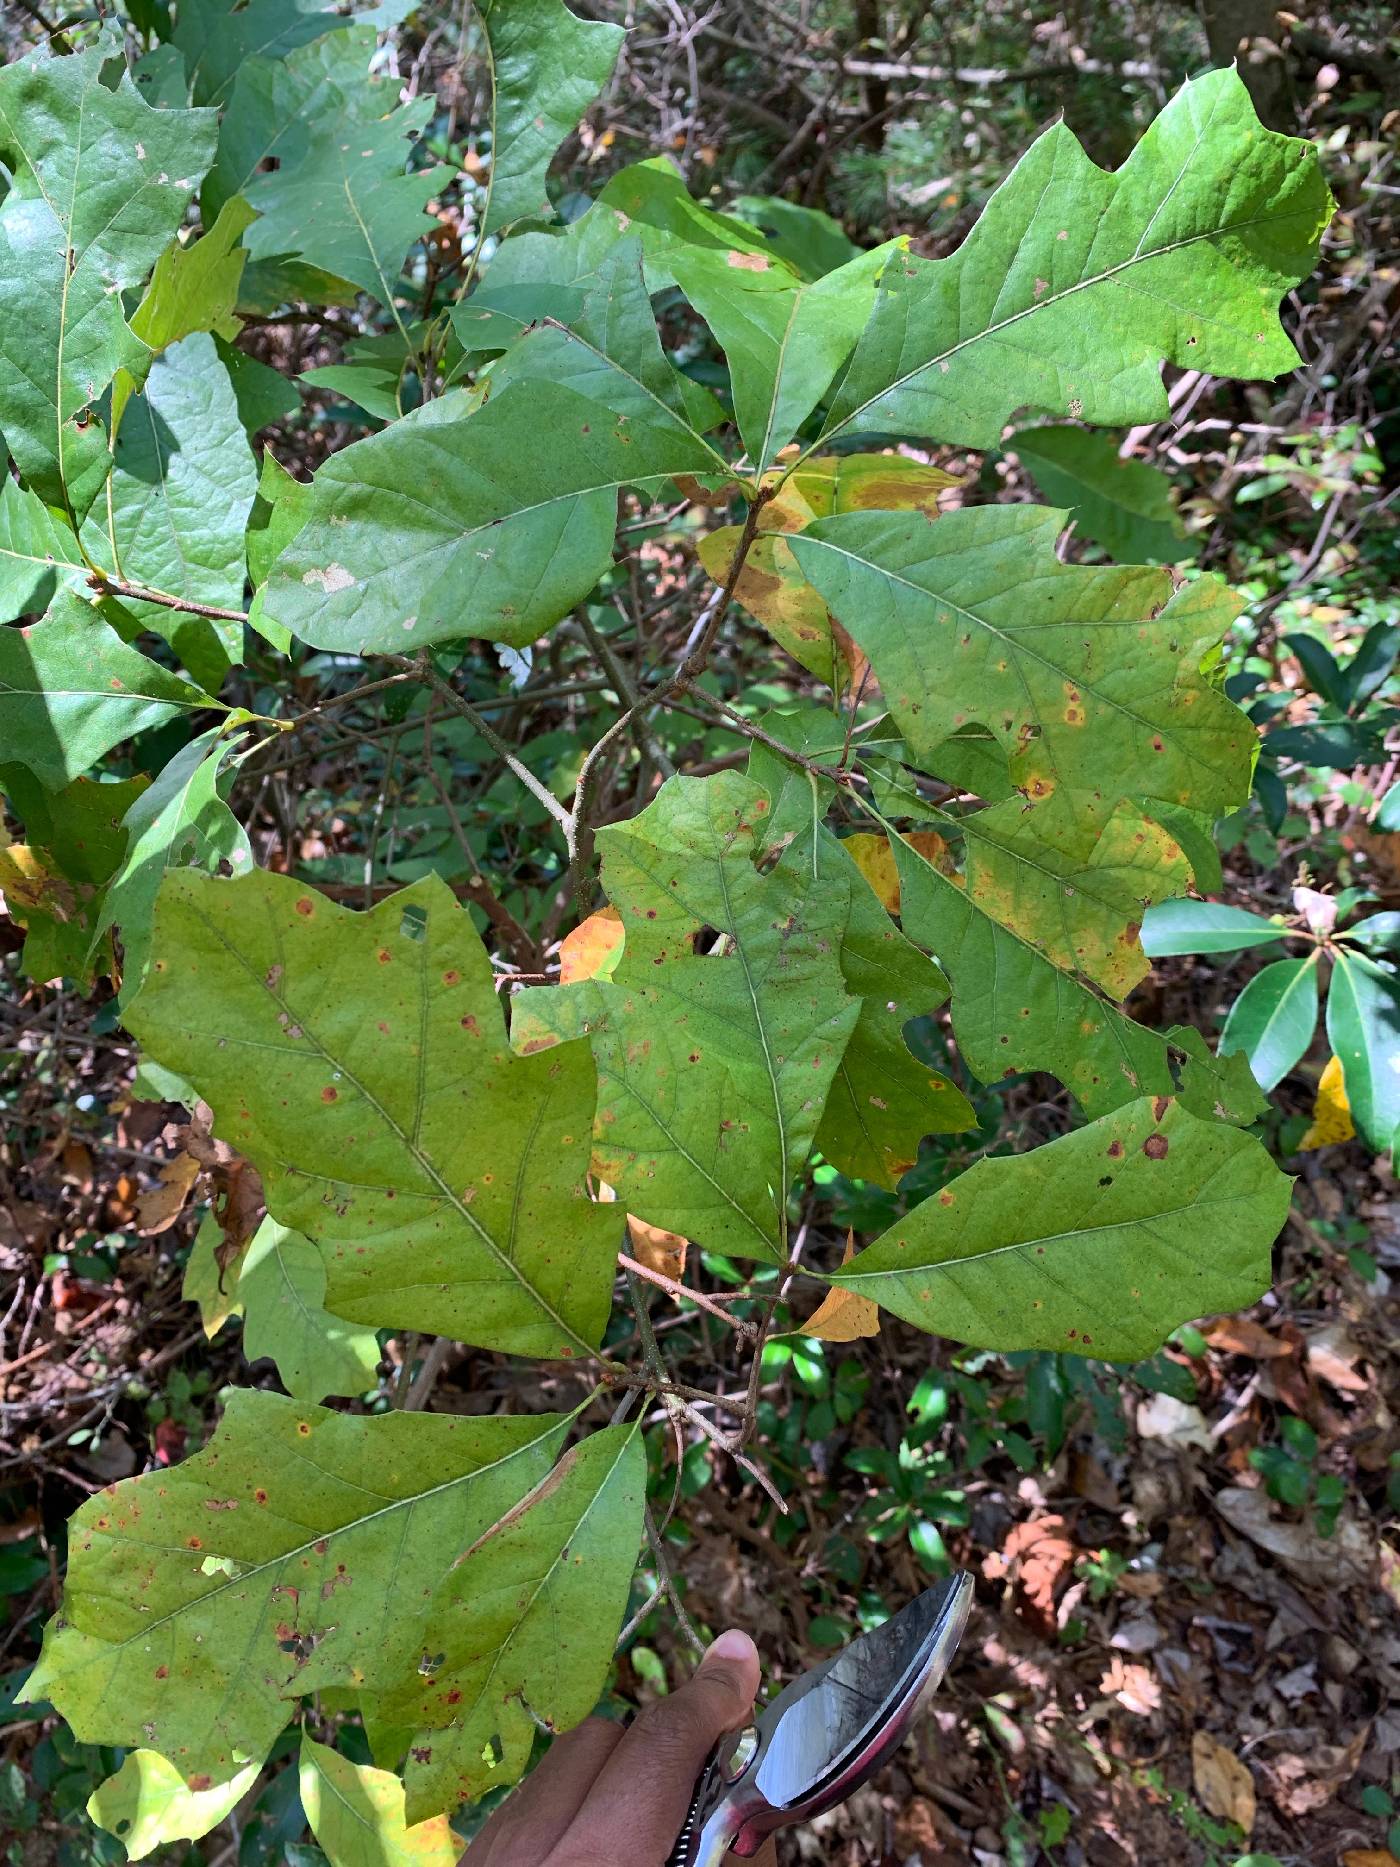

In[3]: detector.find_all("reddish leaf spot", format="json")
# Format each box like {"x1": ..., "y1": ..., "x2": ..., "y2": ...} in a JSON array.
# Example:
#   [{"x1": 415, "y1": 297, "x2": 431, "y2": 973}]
[
  {"x1": 1107, "y1": 1140, "x2": 1124, "y2": 1158},
  {"x1": 295, "y1": 897, "x2": 314, "y2": 916},
  {"x1": 1142, "y1": 1133, "x2": 1169, "y2": 1159},
  {"x1": 321, "y1": 1085, "x2": 338, "y2": 1102}
]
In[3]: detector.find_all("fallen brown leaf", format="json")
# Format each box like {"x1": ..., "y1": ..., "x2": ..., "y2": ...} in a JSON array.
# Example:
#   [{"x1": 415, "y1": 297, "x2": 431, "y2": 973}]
[
  {"x1": 135, "y1": 1151, "x2": 201, "y2": 1234},
  {"x1": 1213, "y1": 1484, "x2": 1374, "y2": 1589},
  {"x1": 1267, "y1": 1727, "x2": 1367, "y2": 1816},
  {"x1": 1191, "y1": 1731, "x2": 1256, "y2": 1835}
]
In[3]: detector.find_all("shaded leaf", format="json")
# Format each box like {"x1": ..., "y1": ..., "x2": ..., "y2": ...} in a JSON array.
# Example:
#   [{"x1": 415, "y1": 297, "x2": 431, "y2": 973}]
[
  {"x1": 1327, "y1": 948, "x2": 1400, "y2": 1153},
  {"x1": 0, "y1": 49, "x2": 217, "y2": 516},
  {"x1": 1012, "y1": 426, "x2": 1188, "y2": 563},
  {"x1": 239, "y1": 1219, "x2": 381, "y2": 1404},
  {"x1": 1219, "y1": 954, "x2": 1319, "y2": 1093},
  {"x1": 825, "y1": 70, "x2": 1331, "y2": 447},
  {"x1": 24, "y1": 1392, "x2": 573, "y2": 1785},
  {"x1": 474, "y1": 0, "x2": 623, "y2": 233},
  {"x1": 126, "y1": 869, "x2": 616, "y2": 1357},
  {"x1": 833, "y1": 1098, "x2": 1290, "y2": 1358},
  {"x1": 0, "y1": 592, "x2": 220, "y2": 790},
  {"x1": 0, "y1": 480, "x2": 84, "y2": 625},
  {"x1": 728, "y1": 195, "x2": 860, "y2": 278},
  {"x1": 380, "y1": 1425, "x2": 644, "y2": 1818},
  {"x1": 262, "y1": 381, "x2": 714, "y2": 654}
]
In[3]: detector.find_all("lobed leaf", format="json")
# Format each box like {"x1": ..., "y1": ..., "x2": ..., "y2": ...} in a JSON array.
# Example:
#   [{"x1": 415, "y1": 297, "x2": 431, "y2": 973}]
[
  {"x1": 824, "y1": 69, "x2": 1332, "y2": 448},
  {"x1": 126, "y1": 868, "x2": 617, "y2": 1357},
  {"x1": 1011, "y1": 425, "x2": 1188, "y2": 563},
  {"x1": 238, "y1": 1218, "x2": 382, "y2": 1404}
]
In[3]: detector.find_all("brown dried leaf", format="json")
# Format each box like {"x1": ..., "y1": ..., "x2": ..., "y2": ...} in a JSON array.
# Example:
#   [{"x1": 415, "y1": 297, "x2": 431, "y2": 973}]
[
  {"x1": 135, "y1": 1151, "x2": 202, "y2": 1235},
  {"x1": 1267, "y1": 1727, "x2": 1367, "y2": 1816},
  {"x1": 1191, "y1": 1731, "x2": 1256, "y2": 1835},
  {"x1": 1213, "y1": 1485, "x2": 1375, "y2": 1588},
  {"x1": 625, "y1": 1213, "x2": 688, "y2": 1283},
  {"x1": 1101, "y1": 1656, "x2": 1162, "y2": 1716},
  {"x1": 801, "y1": 1235, "x2": 880, "y2": 1342},
  {"x1": 1202, "y1": 1316, "x2": 1291, "y2": 1359},
  {"x1": 983, "y1": 1515, "x2": 1075, "y2": 1634},
  {"x1": 1305, "y1": 1321, "x2": 1368, "y2": 1395}
]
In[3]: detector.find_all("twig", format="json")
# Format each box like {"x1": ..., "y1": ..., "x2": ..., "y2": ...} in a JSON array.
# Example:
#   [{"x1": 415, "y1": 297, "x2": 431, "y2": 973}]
[
  {"x1": 618, "y1": 1251, "x2": 757, "y2": 1338},
  {"x1": 401, "y1": 1337, "x2": 456, "y2": 1411},
  {"x1": 88, "y1": 573, "x2": 250, "y2": 625}
]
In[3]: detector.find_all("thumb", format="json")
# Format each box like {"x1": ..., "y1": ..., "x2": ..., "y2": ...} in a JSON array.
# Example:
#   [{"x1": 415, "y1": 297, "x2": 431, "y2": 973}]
[{"x1": 551, "y1": 1630, "x2": 761, "y2": 1863}]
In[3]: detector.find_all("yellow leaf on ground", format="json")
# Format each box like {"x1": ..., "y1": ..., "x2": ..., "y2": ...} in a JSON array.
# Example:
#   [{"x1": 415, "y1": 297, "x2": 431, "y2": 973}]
[
  {"x1": 1300, "y1": 1052, "x2": 1354, "y2": 1149},
  {"x1": 802, "y1": 1234, "x2": 880, "y2": 1341},
  {"x1": 1191, "y1": 1730, "x2": 1256, "y2": 1837},
  {"x1": 1342, "y1": 1853, "x2": 1400, "y2": 1867},
  {"x1": 559, "y1": 906, "x2": 624, "y2": 984},
  {"x1": 626, "y1": 1213, "x2": 688, "y2": 1282}
]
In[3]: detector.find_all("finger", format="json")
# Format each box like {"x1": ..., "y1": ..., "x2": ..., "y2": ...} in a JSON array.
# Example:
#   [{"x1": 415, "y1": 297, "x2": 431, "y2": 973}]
[
  {"x1": 465, "y1": 1717, "x2": 624, "y2": 1865},
  {"x1": 549, "y1": 1630, "x2": 760, "y2": 1866}
]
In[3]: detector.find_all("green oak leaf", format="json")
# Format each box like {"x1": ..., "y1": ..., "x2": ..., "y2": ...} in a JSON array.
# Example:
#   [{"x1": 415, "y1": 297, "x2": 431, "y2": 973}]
[
  {"x1": 22, "y1": 1392, "x2": 572, "y2": 1782},
  {"x1": 477, "y1": 241, "x2": 725, "y2": 444},
  {"x1": 0, "y1": 49, "x2": 217, "y2": 518},
  {"x1": 88, "y1": 1753, "x2": 260, "y2": 1861},
  {"x1": 299, "y1": 1735, "x2": 457, "y2": 1867},
  {"x1": 242, "y1": 99, "x2": 444, "y2": 313},
  {"x1": 674, "y1": 240, "x2": 898, "y2": 469},
  {"x1": 126, "y1": 868, "x2": 616, "y2": 1358},
  {"x1": 260, "y1": 381, "x2": 714, "y2": 653},
  {"x1": 0, "y1": 479, "x2": 84, "y2": 625},
  {"x1": 474, "y1": 0, "x2": 624, "y2": 233},
  {"x1": 85, "y1": 334, "x2": 258, "y2": 684},
  {"x1": 831, "y1": 1097, "x2": 1292, "y2": 1358},
  {"x1": 790, "y1": 504, "x2": 1253, "y2": 816},
  {"x1": 0, "y1": 767, "x2": 148, "y2": 989},
  {"x1": 890, "y1": 827, "x2": 1176, "y2": 1116},
  {"x1": 1011, "y1": 425, "x2": 1189, "y2": 563},
  {"x1": 728, "y1": 195, "x2": 860, "y2": 279},
  {"x1": 125, "y1": 196, "x2": 256, "y2": 375},
  {"x1": 0, "y1": 591, "x2": 221, "y2": 791},
  {"x1": 173, "y1": 0, "x2": 343, "y2": 107},
  {"x1": 238, "y1": 1218, "x2": 382, "y2": 1404},
  {"x1": 206, "y1": 27, "x2": 386, "y2": 218},
  {"x1": 96, "y1": 729, "x2": 253, "y2": 1000},
  {"x1": 514, "y1": 772, "x2": 861, "y2": 1260},
  {"x1": 1219, "y1": 953, "x2": 1319, "y2": 1092},
  {"x1": 824, "y1": 69, "x2": 1332, "y2": 447},
  {"x1": 383, "y1": 1425, "x2": 644, "y2": 1820},
  {"x1": 1326, "y1": 948, "x2": 1400, "y2": 1154}
]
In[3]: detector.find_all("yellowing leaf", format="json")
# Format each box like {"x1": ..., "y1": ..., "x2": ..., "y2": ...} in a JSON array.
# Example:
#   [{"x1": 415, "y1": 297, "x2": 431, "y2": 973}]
[
  {"x1": 88, "y1": 1752, "x2": 259, "y2": 1861},
  {"x1": 1300, "y1": 1052, "x2": 1355, "y2": 1149},
  {"x1": 801, "y1": 1236, "x2": 880, "y2": 1341},
  {"x1": 300, "y1": 1734, "x2": 458, "y2": 1867},
  {"x1": 559, "y1": 905, "x2": 624, "y2": 983},
  {"x1": 1190, "y1": 1730, "x2": 1256, "y2": 1837},
  {"x1": 842, "y1": 832, "x2": 900, "y2": 914}
]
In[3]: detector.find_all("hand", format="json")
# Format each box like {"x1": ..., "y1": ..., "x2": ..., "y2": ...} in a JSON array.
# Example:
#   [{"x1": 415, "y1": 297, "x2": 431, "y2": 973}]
[{"x1": 464, "y1": 1628, "x2": 778, "y2": 1867}]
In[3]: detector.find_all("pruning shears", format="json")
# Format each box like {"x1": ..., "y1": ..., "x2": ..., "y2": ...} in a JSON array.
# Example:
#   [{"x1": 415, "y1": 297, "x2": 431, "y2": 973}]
[{"x1": 666, "y1": 1573, "x2": 973, "y2": 1866}]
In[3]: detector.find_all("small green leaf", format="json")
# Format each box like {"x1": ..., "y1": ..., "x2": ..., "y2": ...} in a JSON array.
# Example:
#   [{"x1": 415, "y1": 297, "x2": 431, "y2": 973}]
[
  {"x1": 0, "y1": 591, "x2": 220, "y2": 790},
  {"x1": 1142, "y1": 900, "x2": 1286, "y2": 957},
  {"x1": 23, "y1": 1391, "x2": 573, "y2": 1779},
  {"x1": 474, "y1": 0, "x2": 624, "y2": 233},
  {"x1": 261, "y1": 382, "x2": 714, "y2": 653},
  {"x1": 381, "y1": 1425, "x2": 645, "y2": 1819},
  {"x1": 127, "y1": 868, "x2": 616, "y2": 1357},
  {"x1": 239, "y1": 1218, "x2": 381, "y2": 1404},
  {"x1": 834, "y1": 1098, "x2": 1291, "y2": 1358},
  {"x1": 1012, "y1": 425, "x2": 1188, "y2": 563},
  {"x1": 1343, "y1": 913, "x2": 1400, "y2": 954},
  {"x1": 299, "y1": 1734, "x2": 457, "y2": 1867},
  {"x1": 1219, "y1": 954, "x2": 1319, "y2": 1092},
  {"x1": 96, "y1": 729, "x2": 253, "y2": 1000},
  {"x1": 0, "y1": 49, "x2": 218, "y2": 517},
  {"x1": 1326, "y1": 948, "x2": 1400, "y2": 1153}
]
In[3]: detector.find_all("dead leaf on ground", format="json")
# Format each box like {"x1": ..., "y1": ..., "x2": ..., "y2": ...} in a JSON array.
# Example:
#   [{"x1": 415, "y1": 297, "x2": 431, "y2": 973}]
[
  {"x1": 1136, "y1": 1393, "x2": 1213, "y2": 1449},
  {"x1": 983, "y1": 1515, "x2": 1075, "y2": 1634},
  {"x1": 1305, "y1": 1320, "x2": 1368, "y2": 1395},
  {"x1": 1266, "y1": 1726, "x2": 1368, "y2": 1815},
  {"x1": 800, "y1": 1234, "x2": 880, "y2": 1342},
  {"x1": 1203, "y1": 1315, "x2": 1291, "y2": 1359},
  {"x1": 1213, "y1": 1484, "x2": 1375, "y2": 1589},
  {"x1": 1101, "y1": 1657, "x2": 1162, "y2": 1716},
  {"x1": 1191, "y1": 1730, "x2": 1256, "y2": 1835},
  {"x1": 1341, "y1": 1852, "x2": 1400, "y2": 1867}
]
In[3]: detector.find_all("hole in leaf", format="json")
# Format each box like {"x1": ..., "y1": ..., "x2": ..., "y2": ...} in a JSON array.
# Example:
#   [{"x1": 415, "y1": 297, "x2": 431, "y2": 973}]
[{"x1": 399, "y1": 903, "x2": 428, "y2": 942}]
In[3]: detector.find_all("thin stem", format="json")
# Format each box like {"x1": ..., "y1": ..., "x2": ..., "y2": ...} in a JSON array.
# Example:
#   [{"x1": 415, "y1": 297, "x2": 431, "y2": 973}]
[
  {"x1": 88, "y1": 573, "x2": 250, "y2": 624},
  {"x1": 618, "y1": 1250, "x2": 757, "y2": 1338}
]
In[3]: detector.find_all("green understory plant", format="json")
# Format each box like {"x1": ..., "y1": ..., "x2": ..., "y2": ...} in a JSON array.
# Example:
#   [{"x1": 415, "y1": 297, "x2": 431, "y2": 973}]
[{"x1": 0, "y1": 4, "x2": 1336, "y2": 1857}]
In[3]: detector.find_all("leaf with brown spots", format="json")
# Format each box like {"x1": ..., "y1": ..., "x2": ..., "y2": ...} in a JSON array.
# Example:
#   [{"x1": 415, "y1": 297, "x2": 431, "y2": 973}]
[
  {"x1": 829, "y1": 1097, "x2": 1290, "y2": 1358},
  {"x1": 126, "y1": 869, "x2": 616, "y2": 1358},
  {"x1": 22, "y1": 1392, "x2": 574, "y2": 1787},
  {"x1": 378, "y1": 1424, "x2": 644, "y2": 1822}
]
